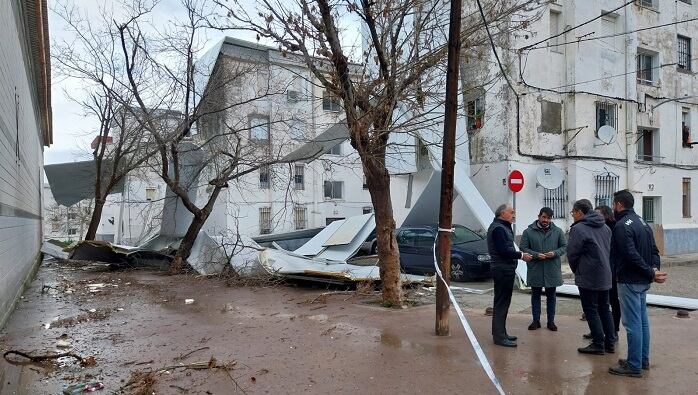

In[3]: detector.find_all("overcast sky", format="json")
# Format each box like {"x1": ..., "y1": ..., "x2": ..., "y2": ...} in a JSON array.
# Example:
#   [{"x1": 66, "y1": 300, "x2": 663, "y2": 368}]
[{"x1": 45, "y1": 0, "x2": 255, "y2": 164}]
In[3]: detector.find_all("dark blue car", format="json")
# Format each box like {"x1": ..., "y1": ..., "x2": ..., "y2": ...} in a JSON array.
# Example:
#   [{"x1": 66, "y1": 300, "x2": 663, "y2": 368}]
[{"x1": 395, "y1": 224, "x2": 492, "y2": 282}]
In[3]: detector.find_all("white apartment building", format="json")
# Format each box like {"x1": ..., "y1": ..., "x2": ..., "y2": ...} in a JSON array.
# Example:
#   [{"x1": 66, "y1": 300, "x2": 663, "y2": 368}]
[
  {"x1": 197, "y1": 37, "x2": 373, "y2": 237},
  {"x1": 464, "y1": 0, "x2": 698, "y2": 254}
]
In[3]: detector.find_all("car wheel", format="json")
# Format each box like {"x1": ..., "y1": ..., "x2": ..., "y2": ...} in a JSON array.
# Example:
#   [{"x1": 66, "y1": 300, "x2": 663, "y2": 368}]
[
  {"x1": 450, "y1": 259, "x2": 468, "y2": 282},
  {"x1": 370, "y1": 240, "x2": 378, "y2": 255}
]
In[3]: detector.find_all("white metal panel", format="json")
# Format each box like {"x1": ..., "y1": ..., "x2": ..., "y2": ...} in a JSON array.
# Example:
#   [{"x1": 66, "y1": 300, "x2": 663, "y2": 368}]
[
  {"x1": 323, "y1": 214, "x2": 373, "y2": 246},
  {"x1": 556, "y1": 283, "x2": 698, "y2": 310},
  {"x1": 315, "y1": 216, "x2": 376, "y2": 262},
  {"x1": 293, "y1": 219, "x2": 345, "y2": 256}
]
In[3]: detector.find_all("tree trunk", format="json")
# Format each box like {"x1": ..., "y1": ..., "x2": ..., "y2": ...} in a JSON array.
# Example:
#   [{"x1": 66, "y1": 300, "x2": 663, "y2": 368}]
[
  {"x1": 365, "y1": 161, "x2": 402, "y2": 306},
  {"x1": 170, "y1": 211, "x2": 209, "y2": 274},
  {"x1": 84, "y1": 198, "x2": 106, "y2": 241}
]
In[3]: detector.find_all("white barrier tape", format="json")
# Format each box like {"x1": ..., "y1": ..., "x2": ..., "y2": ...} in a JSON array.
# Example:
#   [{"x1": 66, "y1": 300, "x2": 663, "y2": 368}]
[{"x1": 433, "y1": 237, "x2": 506, "y2": 395}]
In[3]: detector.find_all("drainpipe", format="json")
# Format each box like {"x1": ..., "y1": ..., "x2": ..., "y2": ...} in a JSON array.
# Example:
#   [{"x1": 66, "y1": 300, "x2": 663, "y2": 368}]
[{"x1": 624, "y1": 5, "x2": 635, "y2": 190}]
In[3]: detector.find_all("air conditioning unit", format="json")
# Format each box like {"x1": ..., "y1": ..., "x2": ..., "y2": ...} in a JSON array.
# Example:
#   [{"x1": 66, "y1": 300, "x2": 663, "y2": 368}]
[{"x1": 287, "y1": 90, "x2": 300, "y2": 103}]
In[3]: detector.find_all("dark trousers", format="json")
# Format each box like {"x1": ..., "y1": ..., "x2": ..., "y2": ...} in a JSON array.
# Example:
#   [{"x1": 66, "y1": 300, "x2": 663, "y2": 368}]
[
  {"x1": 531, "y1": 287, "x2": 556, "y2": 324},
  {"x1": 492, "y1": 266, "x2": 516, "y2": 341},
  {"x1": 609, "y1": 281, "x2": 621, "y2": 332},
  {"x1": 579, "y1": 287, "x2": 615, "y2": 347}
]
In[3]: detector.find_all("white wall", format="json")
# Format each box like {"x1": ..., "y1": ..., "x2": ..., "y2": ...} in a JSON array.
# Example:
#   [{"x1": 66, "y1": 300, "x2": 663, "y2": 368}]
[{"x1": 0, "y1": 1, "x2": 47, "y2": 326}]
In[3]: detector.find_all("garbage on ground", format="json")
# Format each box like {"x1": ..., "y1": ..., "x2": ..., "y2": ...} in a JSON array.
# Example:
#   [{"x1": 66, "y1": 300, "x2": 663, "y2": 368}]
[
  {"x1": 185, "y1": 299, "x2": 195, "y2": 305},
  {"x1": 62, "y1": 381, "x2": 104, "y2": 394}
]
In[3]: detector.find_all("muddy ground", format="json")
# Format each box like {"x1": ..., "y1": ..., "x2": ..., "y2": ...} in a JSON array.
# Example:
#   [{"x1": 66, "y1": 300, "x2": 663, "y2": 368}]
[{"x1": 1, "y1": 258, "x2": 697, "y2": 394}]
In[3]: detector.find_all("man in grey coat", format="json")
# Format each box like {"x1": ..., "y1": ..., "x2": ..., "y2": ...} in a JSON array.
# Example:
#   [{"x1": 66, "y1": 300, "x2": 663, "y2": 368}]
[
  {"x1": 568, "y1": 199, "x2": 615, "y2": 355},
  {"x1": 521, "y1": 207, "x2": 567, "y2": 331}
]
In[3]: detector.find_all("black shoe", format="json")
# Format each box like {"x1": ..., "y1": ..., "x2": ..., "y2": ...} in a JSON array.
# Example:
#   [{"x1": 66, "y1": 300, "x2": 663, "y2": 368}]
[
  {"x1": 578, "y1": 343, "x2": 605, "y2": 355},
  {"x1": 605, "y1": 344, "x2": 615, "y2": 354},
  {"x1": 609, "y1": 363, "x2": 643, "y2": 378},
  {"x1": 582, "y1": 332, "x2": 593, "y2": 340},
  {"x1": 528, "y1": 321, "x2": 541, "y2": 330},
  {"x1": 547, "y1": 322, "x2": 558, "y2": 331},
  {"x1": 619, "y1": 358, "x2": 649, "y2": 370},
  {"x1": 494, "y1": 339, "x2": 517, "y2": 347},
  {"x1": 506, "y1": 335, "x2": 517, "y2": 341}
]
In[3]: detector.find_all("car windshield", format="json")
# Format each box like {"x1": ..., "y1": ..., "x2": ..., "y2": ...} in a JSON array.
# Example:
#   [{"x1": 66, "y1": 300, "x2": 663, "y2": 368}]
[{"x1": 452, "y1": 225, "x2": 482, "y2": 244}]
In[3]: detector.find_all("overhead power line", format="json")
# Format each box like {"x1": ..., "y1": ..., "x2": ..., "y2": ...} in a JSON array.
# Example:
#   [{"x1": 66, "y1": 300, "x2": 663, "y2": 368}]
[
  {"x1": 520, "y1": 0, "x2": 635, "y2": 51},
  {"x1": 526, "y1": 17, "x2": 698, "y2": 51}
]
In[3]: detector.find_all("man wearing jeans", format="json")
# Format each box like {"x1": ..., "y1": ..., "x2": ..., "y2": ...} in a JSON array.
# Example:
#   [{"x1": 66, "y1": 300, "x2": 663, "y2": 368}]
[
  {"x1": 608, "y1": 190, "x2": 667, "y2": 378},
  {"x1": 567, "y1": 199, "x2": 615, "y2": 355}
]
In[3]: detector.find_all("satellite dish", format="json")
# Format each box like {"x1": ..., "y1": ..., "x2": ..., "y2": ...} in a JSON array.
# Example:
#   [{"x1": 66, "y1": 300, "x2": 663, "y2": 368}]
[
  {"x1": 597, "y1": 125, "x2": 617, "y2": 144},
  {"x1": 536, "y1": 164, "x2": 563, "y2": 189}
]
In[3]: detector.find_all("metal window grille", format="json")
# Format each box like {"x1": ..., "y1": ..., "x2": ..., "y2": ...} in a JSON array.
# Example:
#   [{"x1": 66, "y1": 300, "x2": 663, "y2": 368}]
[
  {"x1": 362, "y1": 206, "x2": 373, "y2": 214},
  {"x1": 259, "y1": 165, "x2": 270, "y2": 189},
  {"x1": 596, "y1": 101, "x2": 617, "y2": 132},
  {"x1": 249, "y1": 115, "x2": 270, "y2": 140},
  {"x1": 294, "y1": 206, "x2": 307, "y2": 230},
  {"x1": 639, "y1": 0, "x2": 654, "y2": 7},
  {"x1": 642, "y1": 197, "x2": 655, "y2": 223},
  {"x1": 543, "y1": 181, "x2": 567, "y2": 219},
  {"x1": 636, "y1": 52, "x2": 654, "y2": 84},
  {"x1": 466, "y1": 98, "x2": 484, "y2": 131},
  {"x1": 678, "y1": 35, "x2": 692, "y2": 70},
  {"x1": 294, "y1": 164, "x2": 304, "y2": 190},
  {"x1": 683, "y1": 178, "x2": 692, "y2": 218},
  {"x1": 259, "y1": 207, "x2": 272, "y2": 234},
  {"x1": 594, "y1": 173, "x2": 619, "y2": 207},
  {"x1": 549, "y1": 11, "x2": 561, "y2": 48},
  {"x1": 145, "y1": 188, "x2": 156, "y2": 201}
]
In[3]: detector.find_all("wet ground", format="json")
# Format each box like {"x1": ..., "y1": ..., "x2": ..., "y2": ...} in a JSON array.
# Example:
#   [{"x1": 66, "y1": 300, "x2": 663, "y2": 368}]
[{"x1": 1, "y1": 258, "x2": 697, "y2": 394}]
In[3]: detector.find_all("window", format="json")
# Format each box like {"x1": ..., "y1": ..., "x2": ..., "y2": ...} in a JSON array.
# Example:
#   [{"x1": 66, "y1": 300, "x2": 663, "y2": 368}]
[
  {"x1": 600, "y1": 16, "x2": 617, "y2": 51},
  {"x1": 636, "y1": 51, "x2": 657, "y2": 84},
  {"x1": 683, "y1": 108, "x2": 694, "y2": 148},
  {"x1": 683, "y1": 178, "x2": 691, "y2": 218},
  {"x1": 324, "y1": 180, "x2": 343, "y2": 199},
  {"x1": 294, "y1": 206, "x2": 307, "y2": 230},
  {"x1": 638, "y1": 0, "x2": 655, "y2": 7},
  {"x1": 51, "y1": 222, "x2": 60, "y2": 232},
  {"x1": 678, "y1": 35, "x2": 692, "y2": 71},
  {"x1": 594, "y1": 173, "x2": 619, "y2": 207},
  {"x1": 68, "y1": 212, "x2": 76, "y2": 220},
  {"x1": 322, "y1": 90, "x2": 341, "y2": 112},
  {"x1": 294, "y1": 164, "x2": 305, "y2": 190},
  {"x1": 596, "y1": 101, "x2": 617, "y2": 133},
  {"x1": 679, "y1": 0, "x2": 691, "y2": 4},
  {"x1": 289, "y1": 119, "x2": 305, "y2": 141},
  {"x1": 549, "y1": 11, "x2": 562, "y2": 52},
  {"x1": 397, "y1": 229, "x2": 435, "y2": 248},
  {"x1": 326, "y1": 217, "x2": 344, "y2": 225},
  {"x1": 637, "y1": 128, "x2": 658, "y2": 162},
  {"x1": 543, "y1": 181, "x2": 567, "y2": 219},
  {"x1": 259, "y1": 165, "x2": 270, "y2": 189},
  {"x1": 362, "y1": 206, "x2": 373, "y2": 214},
  {"x1": 466, "y1": 97, "x2": 484, "y2": 131},
  {"x1": 259, "y1": 207, "x2": 272, "y2": 234},
  {"x1": 68, "y1": 228, "x2": 77, "y2": 236},
  {"x1": 328, "y1": 141, "x2": 343, "y2": 155},
  {"x1": 145, "y1": 187, "x2": 156, "y2": 201},
  {"x1": 453, "y1": 226, "x2": 482, "y2": 244},
  {"x1": 363, "y1": 175, "x2": 369, "y2": 190},
  {"x1": 540, "y1": 100, "x2": 562, "y2": 134},
  {"x1": 249, "y1": 115, "x2": 270, "y2": 141},
  {"x1": 642, "y1": 197, "x2": 655, "y2": 224}
]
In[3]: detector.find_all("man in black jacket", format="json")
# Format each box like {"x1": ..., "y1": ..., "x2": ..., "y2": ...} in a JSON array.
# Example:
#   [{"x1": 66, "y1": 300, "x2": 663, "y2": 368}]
[
  {"x1": 487, "y1": 204, "x2": 533, "y2": 347},
  {"x1": 567, "y1": 199, "x2": 615, "y2": 355},
  {"x1": 608, "y1": 190, "x2": 667, "y2": 378}
]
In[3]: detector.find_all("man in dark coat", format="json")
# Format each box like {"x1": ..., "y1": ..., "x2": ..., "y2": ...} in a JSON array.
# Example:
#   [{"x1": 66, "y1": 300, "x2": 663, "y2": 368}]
[
  {"x1": 608, "y1": 190, "x2": 666, "y2": 378},
  {"x1": 567, "y1": 199, "x2": 615, "y2": 355},
  {"x1": 520, "y1": 207, "x2": 567, "y2": 331},
  {"x1": 487, "y1": 203, "x2": 533, "y2": 347}
]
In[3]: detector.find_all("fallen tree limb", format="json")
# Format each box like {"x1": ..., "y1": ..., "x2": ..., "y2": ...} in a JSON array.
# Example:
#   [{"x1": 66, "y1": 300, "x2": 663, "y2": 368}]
[{"x1": 174, "y1": 347, "x2": 210, "y2": 361}]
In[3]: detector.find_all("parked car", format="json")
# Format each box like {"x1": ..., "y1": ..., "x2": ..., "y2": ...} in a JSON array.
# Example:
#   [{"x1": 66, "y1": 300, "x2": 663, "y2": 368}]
[{"x1": 360, "y1": 224, "x2": 492, "y2": 282}]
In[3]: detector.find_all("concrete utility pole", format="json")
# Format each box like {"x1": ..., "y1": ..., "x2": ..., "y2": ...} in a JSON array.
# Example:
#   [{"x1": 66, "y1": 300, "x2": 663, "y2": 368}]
[{"x1": 436, "y1": 0, "x2": 462, "y2": 336}]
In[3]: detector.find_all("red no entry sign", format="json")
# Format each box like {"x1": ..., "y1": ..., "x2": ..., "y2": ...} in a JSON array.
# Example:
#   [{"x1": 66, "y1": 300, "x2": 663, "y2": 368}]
[{"x1": 508, "y1": 170, "x2": 524, "y2": 193}]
